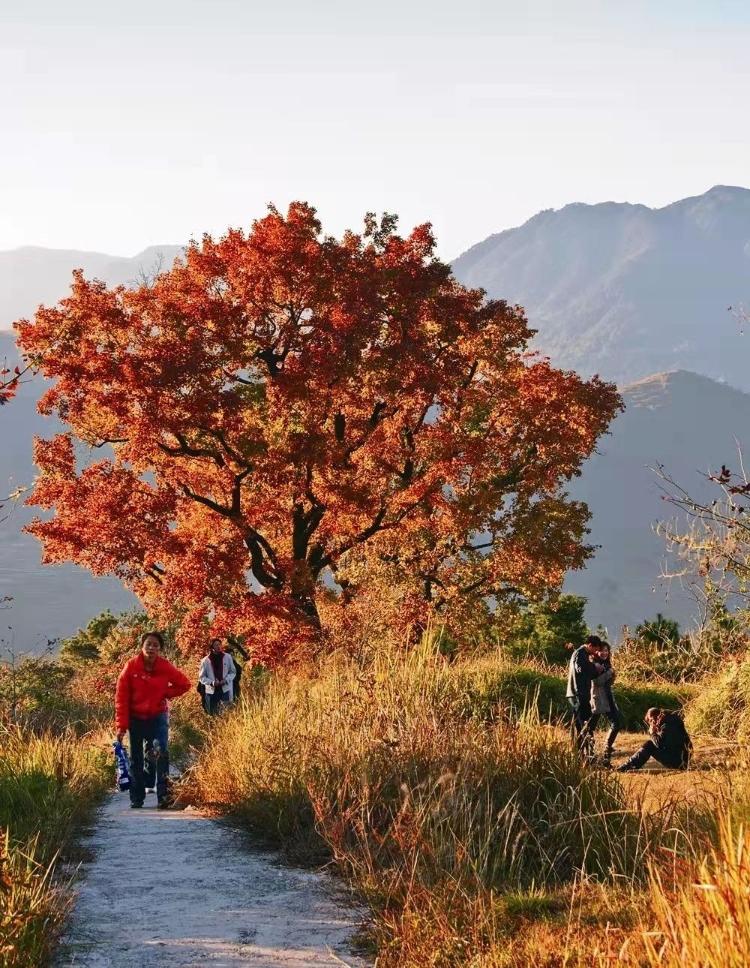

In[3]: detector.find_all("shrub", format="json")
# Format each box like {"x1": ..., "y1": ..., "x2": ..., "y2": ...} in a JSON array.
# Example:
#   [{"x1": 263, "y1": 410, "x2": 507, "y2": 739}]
[
  {"x1": 449, "y1": 657, "x2": 687, "y2": 731},
  {"x1": 685, "y1": 652, "x2": 750, "y2": 740},
  {"x1": 635, "y1": 613, "x2": 681, "y2": 646},
  {"x1": 58, "y1": 610, "x2": 120, "y2": 666}
]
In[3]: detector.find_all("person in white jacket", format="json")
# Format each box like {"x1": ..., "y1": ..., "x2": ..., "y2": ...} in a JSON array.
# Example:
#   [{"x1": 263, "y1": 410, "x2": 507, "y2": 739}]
[{"x1": 198, "y1": 639, "x2": 236, "y2": 715}]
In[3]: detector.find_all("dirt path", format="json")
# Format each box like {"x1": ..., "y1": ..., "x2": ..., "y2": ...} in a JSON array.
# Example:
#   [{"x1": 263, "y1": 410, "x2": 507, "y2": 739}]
[{"x1": 58, "y1": 792, "x2": 371, "y2": 967}]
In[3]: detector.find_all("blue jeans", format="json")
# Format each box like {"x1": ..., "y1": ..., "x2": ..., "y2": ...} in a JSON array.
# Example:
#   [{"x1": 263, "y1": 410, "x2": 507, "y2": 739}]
[{"x1": 128, "y1": 712, "x2": 169, "y2": 804}]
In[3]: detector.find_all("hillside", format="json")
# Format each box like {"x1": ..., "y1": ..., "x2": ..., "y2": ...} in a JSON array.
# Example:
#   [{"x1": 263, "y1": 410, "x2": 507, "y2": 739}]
[
  {"x1": 452, "y1": 185, "x2": 750, "y2": 390},
  {"x1": 0, "y1": 247, "x2": 185, "y2": 651},
  {"x1": 1, "y1": 330, "x2": 136, "y2": 652},
  {"x1": 0, "y1": 245, "x2": 183, "y2": 329},
  {"x1": 567, "y1": 369, "x2": 750, "y2": 633}
]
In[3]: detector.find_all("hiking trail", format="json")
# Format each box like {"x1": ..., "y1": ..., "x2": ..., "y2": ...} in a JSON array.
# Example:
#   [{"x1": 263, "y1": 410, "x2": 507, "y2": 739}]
[{"x1": 58, "y1": 792, "x2": 371, "y2": 967}]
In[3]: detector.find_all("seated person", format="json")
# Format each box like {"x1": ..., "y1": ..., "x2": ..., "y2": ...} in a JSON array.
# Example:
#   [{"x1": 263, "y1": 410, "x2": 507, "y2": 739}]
[{"x1": 617, "y1": 707, "x2": 692, "y2": 772}]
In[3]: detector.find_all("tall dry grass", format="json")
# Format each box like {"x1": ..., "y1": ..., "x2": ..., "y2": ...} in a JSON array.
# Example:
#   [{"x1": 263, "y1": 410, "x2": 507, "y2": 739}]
[
  {"x1": 619, "y1": 817, "x2": 750, "y2": 968},
  {"x1": 186, "y1": 645, "x2": 706, "y2": 965},
  {"x1": 0, "y1": 725, "x2": 110, "y2": 968}
]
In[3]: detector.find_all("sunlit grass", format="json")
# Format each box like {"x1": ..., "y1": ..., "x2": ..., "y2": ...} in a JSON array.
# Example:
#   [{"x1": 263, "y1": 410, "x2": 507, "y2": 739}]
[
  {"x1": 185, "y1": 644, "x2": 712, "y2": 965},
  {"x1": 0, "y1": 724, "x2": 110, "y2": 967}
]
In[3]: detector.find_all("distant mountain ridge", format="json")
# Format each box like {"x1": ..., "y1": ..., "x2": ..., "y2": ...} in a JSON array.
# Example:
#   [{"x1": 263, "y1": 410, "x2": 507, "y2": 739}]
[
  {"x1": 567, "y1": 368, "x2": 750, "y2": 632},
  {"x1": 452, "y1": 185, "x2": 750, "y2": 390},
  {"x1": 0, "y1": 245, "x2": 184, "y2": 329}
]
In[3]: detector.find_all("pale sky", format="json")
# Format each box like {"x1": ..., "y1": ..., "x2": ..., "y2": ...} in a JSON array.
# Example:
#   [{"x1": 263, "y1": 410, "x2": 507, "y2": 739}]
[{"x1": 2, "y1": 0, "x2": 749, "y2": 259}]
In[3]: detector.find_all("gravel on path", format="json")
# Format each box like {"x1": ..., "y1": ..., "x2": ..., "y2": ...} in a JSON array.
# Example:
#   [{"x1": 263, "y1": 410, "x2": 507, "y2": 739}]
[{"x1": 58, "y1": 792, "x2": 371, "y2": 968}]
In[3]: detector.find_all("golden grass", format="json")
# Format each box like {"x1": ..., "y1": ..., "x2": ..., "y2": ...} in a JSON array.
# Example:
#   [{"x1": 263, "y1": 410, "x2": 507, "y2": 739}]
[
  {"x1": 185, "y1": 645, "x2": 720, "y2": 966},
  {"x1": 0, "y1": 724, "x2": 110, "y2": 968},
  {"x1": 617, "y1": 817, "x2": 750, "y2": 968}
]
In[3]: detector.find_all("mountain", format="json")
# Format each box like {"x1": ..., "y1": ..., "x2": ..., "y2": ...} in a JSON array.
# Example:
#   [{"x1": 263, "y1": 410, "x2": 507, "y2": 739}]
[
  {"x1": 452, "y1": 185, "x2": 750, "y2": 390},
  {"x1": 1, "y1": 329, "x2": 137, "y2": 652},
  {"x1": 566, "y1": 370, "x2": 750, "y2": 634},
  {"x1": 0, "y1": 246, "x2": 184, "y2": 652},
  {"x1": 0, "y1": 245, "x2": 183, "y2": 329}
]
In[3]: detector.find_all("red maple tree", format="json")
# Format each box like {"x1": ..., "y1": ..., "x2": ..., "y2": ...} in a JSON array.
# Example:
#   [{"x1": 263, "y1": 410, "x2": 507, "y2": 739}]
[{"x1": 15, "y1": 204, "x2": 621, "y2": 661}]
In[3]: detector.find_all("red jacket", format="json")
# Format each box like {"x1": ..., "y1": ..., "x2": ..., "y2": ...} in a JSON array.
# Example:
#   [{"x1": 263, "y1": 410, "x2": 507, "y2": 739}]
[{"x1": 115, "y1": 653, "x2": 192, "y2": 731}]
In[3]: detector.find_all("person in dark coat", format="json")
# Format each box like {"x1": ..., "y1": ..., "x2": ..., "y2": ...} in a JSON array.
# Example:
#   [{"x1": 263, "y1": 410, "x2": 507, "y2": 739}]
[
  {"x1": 617, "y1": 707, "x2": 693, "y2": 772},
  {"x1": 565, "y1": 634, "x2": 603, "y2": 754}
]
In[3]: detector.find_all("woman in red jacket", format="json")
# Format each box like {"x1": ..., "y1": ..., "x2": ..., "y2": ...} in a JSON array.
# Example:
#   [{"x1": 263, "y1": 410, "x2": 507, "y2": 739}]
[{"x1": 115, "y1": 631, "x2": 191, "y2": 809}]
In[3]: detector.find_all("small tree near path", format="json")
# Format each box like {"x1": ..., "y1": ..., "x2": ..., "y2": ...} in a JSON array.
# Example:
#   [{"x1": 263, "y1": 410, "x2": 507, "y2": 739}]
[{"x1": 15, "y1": 204, "x2": 621, "y2": 661}]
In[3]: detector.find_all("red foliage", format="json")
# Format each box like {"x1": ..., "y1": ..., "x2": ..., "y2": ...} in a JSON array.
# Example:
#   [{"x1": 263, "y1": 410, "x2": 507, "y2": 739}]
[
  {"x1": 0, "y1": 364, "x2": 21, "y2": 405},
  {"x1": 15, "y1": 204, "x2": 621, "y2": 661}
]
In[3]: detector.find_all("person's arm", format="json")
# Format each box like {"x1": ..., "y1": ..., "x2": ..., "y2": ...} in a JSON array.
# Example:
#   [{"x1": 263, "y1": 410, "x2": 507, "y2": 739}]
[
  {"x1": 224, "y1": 655, "x2": 236, "y2": 683},
  {"x1": 198, "y1": 657, "x2": 213, "y2": 688},
  {"x1": 114, "y1": 663, "x2": 131, "y2": 742},
  {"x1": 165, "y1": 662, "x2": 192, "y2": 699},
  {"x1": 573, "y1": 651, "x2": 588, "y2": 677},
  {"x1": 593, "y1": 667, "x2": 614, "y2": 685}
]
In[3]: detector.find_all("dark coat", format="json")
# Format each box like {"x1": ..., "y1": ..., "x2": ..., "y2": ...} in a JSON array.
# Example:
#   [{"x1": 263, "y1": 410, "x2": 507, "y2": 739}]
[
  {"x1": 652, "y1": 712, "x2": 693, "y2": 767},
  {"x1": 566, "y1": 646, "x2": 596, "y2": 705}
]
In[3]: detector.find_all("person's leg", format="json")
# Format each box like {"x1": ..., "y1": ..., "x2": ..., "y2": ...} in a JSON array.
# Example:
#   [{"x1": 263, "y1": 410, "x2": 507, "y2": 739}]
[
  {"x1": 154, "y1": 712, "x2": 170, "y2": 804},
  {"x1": 128, "y1": 719, "x2": 146, "y2": 806},
  {"x1": 584, "y1": 713, "x2": 601, "y2": 735},
  {"x1": 650, "y1": 747, "x2": 690, "y2": 770},
  {"x1": 580, "y1": 711, "x2": 599, "y2": 760},
  {"x1": 574, "y1": 703, "x2": 594, "y2": 755},
  {"x1": 568, "y1": 698, "x2": 580, "y2": 747},
  {"x1": 603, "y1": 709, "x2": 622, "y2": 762},
  {"x1": 618, "y1": 740, "x2": 657, "y2": 772},
  {"x1": 143, "y1": 739, "x2": 156, "y2": 791}
]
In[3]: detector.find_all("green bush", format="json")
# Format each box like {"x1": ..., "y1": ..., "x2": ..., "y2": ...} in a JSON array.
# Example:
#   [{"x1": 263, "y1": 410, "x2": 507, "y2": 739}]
[
  {"x1": 501, "y1": 595, "x2": 588, "y2": 665},
  {"x1": 450, "y1": 659, "x2": 687, "y2": 731},
  {"x1": 58, "y1": 610, "x2": 120, "y2": 666}
]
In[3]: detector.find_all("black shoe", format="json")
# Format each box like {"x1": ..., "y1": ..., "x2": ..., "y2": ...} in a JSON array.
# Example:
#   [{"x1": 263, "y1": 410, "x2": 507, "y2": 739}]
[
  {"x1": 130, "y1": 801, "x2": 144, "y2": 809},
  {"x1": 157, "y1": 798, "x2": 170, "y2": 810}
]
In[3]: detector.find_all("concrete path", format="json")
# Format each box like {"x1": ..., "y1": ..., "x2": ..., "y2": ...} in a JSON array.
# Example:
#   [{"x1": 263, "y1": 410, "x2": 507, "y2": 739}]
[{"x1": 58, "y1": 792, "x2": 370, "y2": 967}]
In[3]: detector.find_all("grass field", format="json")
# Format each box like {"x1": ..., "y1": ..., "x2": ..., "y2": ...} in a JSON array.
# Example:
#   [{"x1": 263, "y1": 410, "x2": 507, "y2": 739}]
[{"x1": 183, "y1": 645, "x2": 739, "y2": 966}]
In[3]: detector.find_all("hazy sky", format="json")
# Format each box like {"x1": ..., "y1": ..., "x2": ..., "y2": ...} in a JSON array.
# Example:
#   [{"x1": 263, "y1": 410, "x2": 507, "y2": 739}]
[{"x1": 2, "y1": 0, "x2": 749, "y2": 258}]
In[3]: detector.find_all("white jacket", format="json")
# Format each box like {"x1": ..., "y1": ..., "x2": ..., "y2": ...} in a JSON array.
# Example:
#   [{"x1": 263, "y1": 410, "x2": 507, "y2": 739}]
[{"x1": 198, "y1": 653, "x2": 236, "y2": 701}]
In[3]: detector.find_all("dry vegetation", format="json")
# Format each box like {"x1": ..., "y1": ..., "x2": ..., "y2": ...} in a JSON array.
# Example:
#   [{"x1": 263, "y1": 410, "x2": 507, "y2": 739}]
[
  {"x1": 183, "y1": 642, "x2": 748, "y2": 966},
  {"x1": 4, "y1": 607, "x2": 750, "y2": 966},
  {"x1": 0, "y1": 727, "x2": 110, "y2": 968}
]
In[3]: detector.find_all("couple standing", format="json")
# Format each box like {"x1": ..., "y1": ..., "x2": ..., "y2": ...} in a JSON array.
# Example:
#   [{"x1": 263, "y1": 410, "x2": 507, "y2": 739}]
[
  {"x1": 197, "y1": 638, "x2": 237, "y2": 715},
  {"x1": 566, "y1": 634, "x2": 621, "y2": 765}
]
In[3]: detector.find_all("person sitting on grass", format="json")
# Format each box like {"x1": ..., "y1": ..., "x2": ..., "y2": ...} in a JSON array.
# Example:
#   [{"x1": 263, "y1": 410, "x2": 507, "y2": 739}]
[
  {"x1": 583, "y1": 642, "x2": 622, "y2": 766},
  {"x1": 115, "y1": 631, "x2": 192, "y2": 809},
  {"x1": 565, "y1": 633, "x2": 603, "y2": 755},
  {"x1": 617, "y1": 707, "x2": 693, "y2": 772}
]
